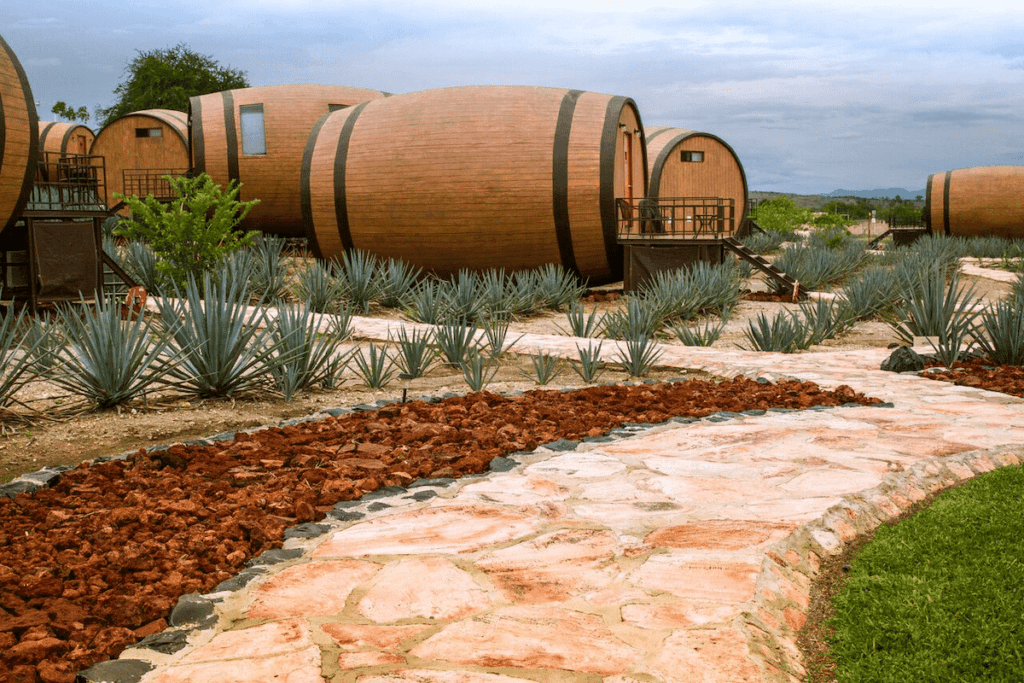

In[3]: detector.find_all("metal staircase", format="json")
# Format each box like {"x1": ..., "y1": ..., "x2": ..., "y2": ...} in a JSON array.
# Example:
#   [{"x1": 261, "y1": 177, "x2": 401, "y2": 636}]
[{"x1": 721, "y1": 237, "x2": 800, "y2": 298}]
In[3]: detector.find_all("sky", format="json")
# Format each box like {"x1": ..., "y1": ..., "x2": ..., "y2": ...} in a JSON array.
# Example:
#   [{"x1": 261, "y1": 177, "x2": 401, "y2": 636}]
[{"x1": 5, "y1": 0, "x2": 1024, "y2": 195}]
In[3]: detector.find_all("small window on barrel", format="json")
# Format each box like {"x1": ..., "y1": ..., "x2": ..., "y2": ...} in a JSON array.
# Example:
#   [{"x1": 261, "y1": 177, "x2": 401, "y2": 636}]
[
  {"x1": 240, "y1": 104, "x2": 267, "y2": 156},
  {"x1": 681, "y1": 151, "x2": 704, "y2": 162}
]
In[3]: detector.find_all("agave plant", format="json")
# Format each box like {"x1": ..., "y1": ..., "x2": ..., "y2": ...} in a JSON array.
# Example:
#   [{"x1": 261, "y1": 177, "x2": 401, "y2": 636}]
[
  {"x1": 480, "y1": 315, "x2": 521, "y2": 359},
  {"x1": 972, "y1": 298, "x2": 1024, "y2": 366},
  {"x1": 799, "y1": 297, "x2": 848, "y2": 345},
  {"x1": 743, "y1": 310, "x2": 813, "y2": 353},
  {"x1": 528, "y1": 351, "x2": 562, "y2": 385},
  {"x1": 668, "y1": 317, "x2": 726, "y2": 347},
  {"x1": 338, "y1": 249, "x2": 379, "y2": 314},
  {"x1": 374, "y1": 257, "x2": 421, "y2": 308},
  {"x1": 266, "y1": 301, "x2": 351, "y2": 401},
  {"x1": 119, "y1": 239, "x2": 163, "y2": 295},
  {"x1": 740, "y1": 230, "x2": 790, "y2": 254},
  {"x1": 890, "y1": 266, "x2": 979, "y2": 345},
  {"x1": 350, "y1": 342, "x2": 396, "y2": 388},
  {"x1": 434, "y1": 318, "x2": 482, "y2": 366},
  {"x1": 836, "y1": 265, "x2": 900, "y2": 322},
  {"x1": 601, "y1": 297, "x2": 661, "y2": 341},
  {"x1": 157, "y1": 271, "x2": 281, "y2": 398},
  {"x1": 613, "y1": 337, "x2": 664, "y2": 377},
  {"x1": 767, "y1": 242, "x2": 867, "y2": 294},
  {"x1": 0, "y1": 305, "x2": 48, "y2": 408},
  {"x1": 446, "y1": 270, "x2": 484, "y2": 321},
  {"x1": 571, "y1": 341, "x2": 604, "y2": 383},
  {"x1": 43, "y1": 296, "x2": 174, "y2": 409},
  {"x1": 533, "y1": 264, "x2": 587, "y2": 310},
  {"x1": 404, "y1": 278, "x2": 451, "y2": 324},
  {"x1": 459, "y1": 347, "x2": 499, "y2": 391},
  {"x1": 561, "y1": 301, "x2": 602, "y2": 338},
  {"x1": 390, "y1": 326, "x2": 437, "y2": 379},
  {"x1": 247, "y1": 234, "x2": 290, "y2": 302},
  {"x1": 640, "y1": 261, "x2": 743, "y2": 321},
  {"x1": 295, "y1": 259, "x2": 346, "y2": 313}
]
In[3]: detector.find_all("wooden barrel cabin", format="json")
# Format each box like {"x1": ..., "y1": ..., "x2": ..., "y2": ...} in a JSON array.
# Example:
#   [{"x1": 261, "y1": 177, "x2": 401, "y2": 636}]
[
  {"x1": 0, "y1": 34, "x2": 38, "y2": 237},
  {"x1": 302, "y1": 85, "x2": 647, "y2": 283},
  {"x1": 37, "y1": 121, "x2": 95, "y2": 181},
  {"x1": 643, "y1": 126, "x2": 747, "y2": 236},
  {"x1": 189, "y1": 84, "x2": 390, "y2": 237},
  {"x1": 89, "y1": 109, "x2": 189, "y2": 209},
  {"x1": 925, "y1": 165, "x2": 1024, "y2": 239}
]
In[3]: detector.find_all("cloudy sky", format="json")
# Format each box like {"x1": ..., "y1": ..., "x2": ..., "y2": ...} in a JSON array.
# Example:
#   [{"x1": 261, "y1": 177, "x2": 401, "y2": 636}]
[{"x1": 6, "y1": 0, "x2": 1023, "y2": 195}]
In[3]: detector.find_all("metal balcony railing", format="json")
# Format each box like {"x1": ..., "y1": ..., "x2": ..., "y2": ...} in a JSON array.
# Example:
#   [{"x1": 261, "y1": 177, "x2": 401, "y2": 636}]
[
  {"x1": 122, "y1": 168, "x2": 190, "y2": 201},
  {"x1": 616, "y1": 197, "x2": 736, "y2": 241},
  {"x1": 27, "y1": 152, "x2": 107, "y2": 214}
]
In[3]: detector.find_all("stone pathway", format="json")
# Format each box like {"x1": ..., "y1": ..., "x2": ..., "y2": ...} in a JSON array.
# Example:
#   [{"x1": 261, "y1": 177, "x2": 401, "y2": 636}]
[{"x1": 98, "y1": 324, "x2": 1024, "y2": 683}]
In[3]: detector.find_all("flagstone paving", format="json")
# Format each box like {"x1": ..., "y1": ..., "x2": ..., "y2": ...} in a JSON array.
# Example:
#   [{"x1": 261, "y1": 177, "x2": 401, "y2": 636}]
[{"x1": 111, "y1": 323, "x2": 1024, "y2": 683}]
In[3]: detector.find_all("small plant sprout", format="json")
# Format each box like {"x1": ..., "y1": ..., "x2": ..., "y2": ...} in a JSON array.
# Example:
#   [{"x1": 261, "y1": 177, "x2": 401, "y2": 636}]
[
  {"x1": 350, "y1": 342, "x2": 396, "y2": 388},
  {"x1": 527, "y1": 351, "x2": 563, "y2": 385},
  {"x1": 571, "y1": 341, "x2": 604, "y2": 383},
  {"x1": 459, "y1": 347, "x2": 499, "y2": 392}
]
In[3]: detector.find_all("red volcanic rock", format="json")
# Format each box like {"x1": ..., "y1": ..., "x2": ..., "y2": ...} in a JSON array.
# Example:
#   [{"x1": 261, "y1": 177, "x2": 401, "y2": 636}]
[
  {"x1": 0, "y1": 379, "x2": 881, "y2": 680},
  {"x1": 922, "y1": 357, "x2": 1024, "y2": 398}
]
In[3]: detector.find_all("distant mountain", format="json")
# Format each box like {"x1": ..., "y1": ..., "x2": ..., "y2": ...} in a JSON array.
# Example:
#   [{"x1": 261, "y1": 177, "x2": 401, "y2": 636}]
[{"x1": 825, "y1": 188, "x2": 925, "y2": 199}]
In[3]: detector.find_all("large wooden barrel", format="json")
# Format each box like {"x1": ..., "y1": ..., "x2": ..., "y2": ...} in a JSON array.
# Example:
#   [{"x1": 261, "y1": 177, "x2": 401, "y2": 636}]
[
  {"x1": 302, "y1": 85, "x2": 646, "y2": 283},
  {"x1": 90, "y1": 109, "x2": 189, "y2": 208},
  {"x1": 190, "y1": 84, "x2": 390, "y2": 237},
  {"x1": 38, "y1": 121, "x2": 94, "y2": 157},
  {"x1": 644, "y1": 126, "x2": 747, "y2": 234},
  {"x1": 0, "y1": 34, "x2": 38, "y2": 236},
  {"x1": 925, "y1": 165, "x2": 1024, "y2": 239},
  {"x1": 37, "y1": 121, "x2": 95, "y2": 181}
]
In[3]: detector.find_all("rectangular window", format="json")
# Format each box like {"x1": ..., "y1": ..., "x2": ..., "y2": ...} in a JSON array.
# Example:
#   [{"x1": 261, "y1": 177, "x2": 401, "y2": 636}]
[
  {"x1": 135, "y1": 128, "x2": 163, "y2": 138},
  {"x1": 328, "y1": 104, "x2": 349, "y2": 112},
  {"x1": 240, "y1": 104, "x2": 267, "y2": 156},
  {"x1": 681, "y1": 151, "x2": 704, "y2": 162}
]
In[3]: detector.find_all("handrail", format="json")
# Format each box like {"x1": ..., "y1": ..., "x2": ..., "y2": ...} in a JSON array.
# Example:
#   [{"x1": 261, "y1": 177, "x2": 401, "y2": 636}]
[{"x1": 617, "y1": 197, "x2": 735, "y2": 241}]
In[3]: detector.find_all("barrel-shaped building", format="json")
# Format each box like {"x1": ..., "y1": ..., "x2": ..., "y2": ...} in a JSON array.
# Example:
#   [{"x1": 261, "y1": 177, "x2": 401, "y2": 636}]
[
  {"x1": 37, "y1": 121, "x2": 95, "y2": 181},
  {"x1": 38, "y1": 121, "x2": 94, "y2": 158},
  {"x1": 189, "y1": 84, "x2": 390, "y2": 237},
  {"x1": 643, "y1": 126, "x2": 747, "y2": 236},
  {"x1": 302, "y1": 85, "x2": 646, "y2": 283},
  {"x1": 925, "y1": 165, "x2": 1024, "y2": 239},
  {"x1": 0, "y1": 34, "x2": 38, "y2": 237},
  {"x1": 89, "y1": 109, "x2": 189, "y2": 208}
]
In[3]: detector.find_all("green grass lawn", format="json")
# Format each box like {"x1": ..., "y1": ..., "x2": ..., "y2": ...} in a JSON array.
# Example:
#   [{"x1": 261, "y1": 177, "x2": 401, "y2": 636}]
[{"x1": 820, "y1": 464, "x2": 1024, "y2": 681}]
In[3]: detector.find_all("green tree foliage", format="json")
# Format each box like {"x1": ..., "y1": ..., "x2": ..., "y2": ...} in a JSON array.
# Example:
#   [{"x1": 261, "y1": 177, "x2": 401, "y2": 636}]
[
  {"x1": 822, "y1": 200, "x2": 871, "y2": 220},
  {"x1": 51, "y1": 101, "x2": 89, "y2": 123},
  {"x1": 750, "y1": 196, "x2": 813, "y2": 233},
  {"x1": 97, "y1": 43, "x2": 248, "y2": 127},
  {"x1": 114, "y1": 173, "x2": 260, "y2": 291}
]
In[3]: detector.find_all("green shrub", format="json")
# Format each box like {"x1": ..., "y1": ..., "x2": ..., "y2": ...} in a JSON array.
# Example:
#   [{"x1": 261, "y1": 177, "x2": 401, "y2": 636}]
[
  {"x1": 114, "y1": 173, "x2": 259, "y2": 291},
  {"x1": 750, "y1": 196, "x2": 812, "y2": 234}
]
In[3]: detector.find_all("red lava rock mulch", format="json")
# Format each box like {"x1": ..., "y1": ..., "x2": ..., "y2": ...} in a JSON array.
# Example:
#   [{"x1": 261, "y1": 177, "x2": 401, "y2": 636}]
[
  {"x1": 0, "y1": 378, "x2": 882, "y2": 683},
  {"x1": 920, "y1": 357, "x2": 1024, "y2": 398}
]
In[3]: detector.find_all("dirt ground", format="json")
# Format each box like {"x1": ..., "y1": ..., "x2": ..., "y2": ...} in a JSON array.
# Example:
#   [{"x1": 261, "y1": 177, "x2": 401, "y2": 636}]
[{"x1": 0, "y1": 265, "x2": 1013, "y2": 485}]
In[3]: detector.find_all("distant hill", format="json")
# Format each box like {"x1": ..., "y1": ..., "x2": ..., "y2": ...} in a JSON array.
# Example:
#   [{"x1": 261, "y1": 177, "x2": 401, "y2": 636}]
[{"x1": 825, "y1": 188, "x2": 925, "y2": 199}]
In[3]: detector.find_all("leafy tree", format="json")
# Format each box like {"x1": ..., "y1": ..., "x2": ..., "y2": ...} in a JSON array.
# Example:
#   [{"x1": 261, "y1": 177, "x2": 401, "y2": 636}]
[
  {"x1": 751, "y1": 196, "x2": 813, "y2": 233},
  {"x1": 114, "y1": 173, "x2": 259, "y2": 291},
  {"x1": 97, "y1": 43, "x2": 248, "y2": 127},
  {"x1": 51, "y1": 101, "x2": 89, "y2": 123}
]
